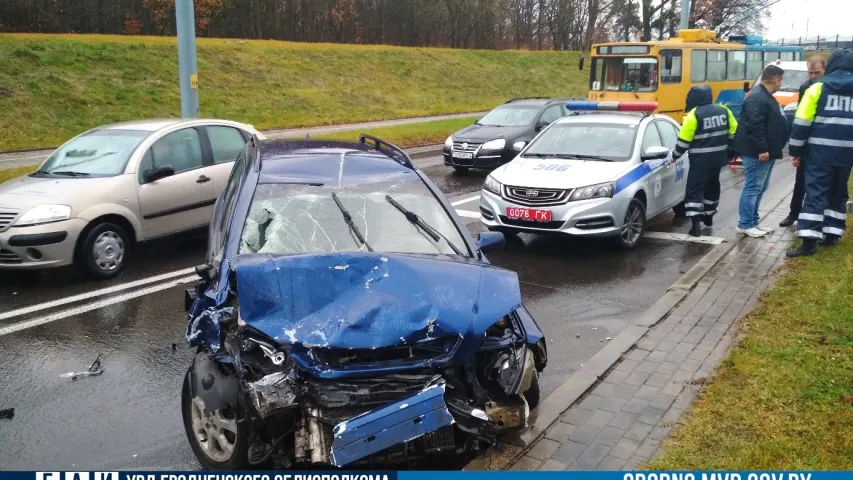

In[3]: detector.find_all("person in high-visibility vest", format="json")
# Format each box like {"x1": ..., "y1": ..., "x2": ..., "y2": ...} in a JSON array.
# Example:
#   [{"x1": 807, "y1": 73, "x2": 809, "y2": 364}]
[
  {"x1": 672, "y1": 84, "x2": 738, "y2": 237},
  {"x1": 786, "y1": 49, "x2": 853, "y2": 257}
]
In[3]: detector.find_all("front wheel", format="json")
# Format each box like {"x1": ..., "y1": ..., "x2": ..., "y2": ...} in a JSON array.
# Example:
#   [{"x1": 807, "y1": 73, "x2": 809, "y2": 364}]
[
  {"x1": 76, "y1": 222, "x2": 130, "y2": 279},
  {"x1": 616, "y1": 199, "x2": 646, "y2": 249},
  {"x1": 182, "y1": 370, "x2": 251, "y2": 470}
]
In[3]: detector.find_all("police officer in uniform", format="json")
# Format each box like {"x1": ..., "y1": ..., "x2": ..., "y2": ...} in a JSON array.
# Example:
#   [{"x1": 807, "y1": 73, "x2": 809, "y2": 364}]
[
  {"x1": 787, "y1": 49, "x2": 853, "y2": 257},
  {"x1": 672, "y1": 84, "x2": 739, "y2": 237}
]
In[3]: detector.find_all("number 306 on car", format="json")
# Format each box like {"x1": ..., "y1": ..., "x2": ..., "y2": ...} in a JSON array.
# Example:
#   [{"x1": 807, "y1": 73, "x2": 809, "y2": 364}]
[{"x1": 506, "y1": 207, "x2": 552, "y2": 222}]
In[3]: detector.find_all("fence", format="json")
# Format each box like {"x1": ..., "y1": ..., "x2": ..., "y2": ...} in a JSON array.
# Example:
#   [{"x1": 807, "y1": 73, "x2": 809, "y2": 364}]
[{"x1": 765, "y1": 35, "x2": 853, "y2": 51}]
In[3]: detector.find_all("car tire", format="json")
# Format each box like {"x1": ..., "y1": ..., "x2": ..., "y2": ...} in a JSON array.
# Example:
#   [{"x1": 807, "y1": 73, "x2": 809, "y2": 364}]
[
  {"x1": 76, "y1": 221, "x2": 130, "y2": 280},
  {"x1": 181, "y1": 369, "x2": 252, "y2": 470},
  {"x1": 524, "y1": 370, "x2": 541, "y2": 409},
  {"x1": 616, "y1": 198, "x2": 646, "y2": 249},
  {"x1": 452, "y1": 166, "x2": 470, "y2": 173}
]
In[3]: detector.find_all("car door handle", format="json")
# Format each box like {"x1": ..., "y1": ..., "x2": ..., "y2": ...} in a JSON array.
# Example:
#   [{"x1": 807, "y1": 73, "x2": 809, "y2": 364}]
[{"x1": 196, "y1": 175, "x2": 211, "y2": 184}]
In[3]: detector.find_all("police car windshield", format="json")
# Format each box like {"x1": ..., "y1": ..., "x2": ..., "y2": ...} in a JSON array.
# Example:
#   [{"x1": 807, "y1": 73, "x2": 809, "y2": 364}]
[
  {"x1": 477, "y1": 106, "x2": 540, "y2": 127},
  {"x1": 524, "y1": 123, "x2": 637, "y2": 162}
]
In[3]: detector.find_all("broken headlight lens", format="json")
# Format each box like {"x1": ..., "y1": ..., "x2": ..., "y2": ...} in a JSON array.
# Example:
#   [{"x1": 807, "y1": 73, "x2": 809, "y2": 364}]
[{"x1": 486, "y1": 317, "x2": 511, "y2": 337}]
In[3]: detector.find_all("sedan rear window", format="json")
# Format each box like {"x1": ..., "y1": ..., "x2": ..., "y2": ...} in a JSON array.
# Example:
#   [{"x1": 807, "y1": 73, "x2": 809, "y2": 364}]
[
  {"x1": 524, "y1": 122, "x2": 638, "y2": 161},
  {"x1": 239, "y1": 180, "x2": 468, "y2": 257}
]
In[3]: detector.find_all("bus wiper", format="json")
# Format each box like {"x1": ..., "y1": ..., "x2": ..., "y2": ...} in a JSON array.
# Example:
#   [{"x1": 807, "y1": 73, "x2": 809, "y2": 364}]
[
  {"x1": 385, "y1": 195, "x2": 464, "y2": 256},
  {"x1": 331, "y1": 192, "x2": 373, "y2": 252}
]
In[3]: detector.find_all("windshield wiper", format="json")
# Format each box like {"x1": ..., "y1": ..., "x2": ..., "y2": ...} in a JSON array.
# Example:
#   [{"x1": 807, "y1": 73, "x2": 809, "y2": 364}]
[
  {"x1": 563, "y1": 154, "x2": 614, "y2": 162},
  {"x1": 525, "y1": 153, "x2": 613, "y2": 161},
  {"x1": 331, "y1": 192, "x2": 373, "y2": 252},
  {"x1": 385, "y1": 195, "x2": 464, "y2": 256},
  {"x1": 43, "y1": 170, "x2": 92, "y2": 176}
]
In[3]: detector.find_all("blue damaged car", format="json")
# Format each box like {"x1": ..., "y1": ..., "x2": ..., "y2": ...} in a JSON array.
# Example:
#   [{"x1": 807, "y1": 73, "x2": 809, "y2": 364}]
[{"x1": 182, "y1": 135, "x2": 548, "y2": 469}]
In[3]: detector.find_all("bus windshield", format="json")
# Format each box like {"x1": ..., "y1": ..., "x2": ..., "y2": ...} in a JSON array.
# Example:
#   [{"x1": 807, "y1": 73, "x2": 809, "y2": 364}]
[{"x1": 590, "y1": 57, "x2": 658, "y2": 92}]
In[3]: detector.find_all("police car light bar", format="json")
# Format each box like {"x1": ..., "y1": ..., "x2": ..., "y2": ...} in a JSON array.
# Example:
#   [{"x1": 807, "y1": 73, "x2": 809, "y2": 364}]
[{"x1": 566, "y1": 101, "x2": 658, "y2": 112}]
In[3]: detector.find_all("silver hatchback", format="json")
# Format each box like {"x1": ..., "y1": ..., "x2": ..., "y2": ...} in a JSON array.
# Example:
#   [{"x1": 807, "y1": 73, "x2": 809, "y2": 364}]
[{"x1": 0, "y1": 119, "x2": 263, "y2": 279}]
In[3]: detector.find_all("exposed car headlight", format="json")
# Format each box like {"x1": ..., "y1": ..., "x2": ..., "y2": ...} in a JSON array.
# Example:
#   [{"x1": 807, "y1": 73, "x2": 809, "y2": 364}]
[
  {"x1": 484, "y1": 175, "x2": 503, "y2": 195},
  {"x1": 569, "y1": 182, "x2": 614, "y2": 202},
  {"x1": 784, "y1": 101, "x2": 799, "y2": 112},
  {"x1": 445, "y1": 136, "x2": 454, "y2": 148},
  {"x1": 481, "y1": 139, "x2": 506, "y2": 150},
  {"x1": 13, "y1": 204, "x2": 72, "y2": 227}
]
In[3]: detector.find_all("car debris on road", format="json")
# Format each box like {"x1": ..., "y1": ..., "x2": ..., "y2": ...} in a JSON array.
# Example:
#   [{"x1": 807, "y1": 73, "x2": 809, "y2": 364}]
[{"x1": 59, "y1": 353, "x2": 104, "y2": 381}]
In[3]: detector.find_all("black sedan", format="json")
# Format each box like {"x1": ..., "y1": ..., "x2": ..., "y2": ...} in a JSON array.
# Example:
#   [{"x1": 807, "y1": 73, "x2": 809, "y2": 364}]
[{"x1": 444, "y1": 97, "x2": 583, "y2": 171}]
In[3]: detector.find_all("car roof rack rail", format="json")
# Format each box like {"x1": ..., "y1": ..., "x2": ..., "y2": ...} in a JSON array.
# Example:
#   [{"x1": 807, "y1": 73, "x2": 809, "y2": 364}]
[
  {"x1": 505, "y1": 97, "x2": 551, "y2": 103},
  {"x1": 359, "y1": 134, "x2": 415, "y2": 169}
]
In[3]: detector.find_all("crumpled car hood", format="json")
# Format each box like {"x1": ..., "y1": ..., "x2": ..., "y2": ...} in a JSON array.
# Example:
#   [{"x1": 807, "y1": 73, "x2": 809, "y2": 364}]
[{"x1": 233, "y1": 252, "x2": 522, "y2": 352}]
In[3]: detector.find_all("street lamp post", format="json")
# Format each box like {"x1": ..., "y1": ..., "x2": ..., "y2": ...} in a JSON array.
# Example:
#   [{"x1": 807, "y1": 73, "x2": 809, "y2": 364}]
[
  {"x1": 176, "y1": 0, "x2": 199, "y2": 118},
  {"x1": 680, "y1": 0, "x2": 690, "y2": 31}
]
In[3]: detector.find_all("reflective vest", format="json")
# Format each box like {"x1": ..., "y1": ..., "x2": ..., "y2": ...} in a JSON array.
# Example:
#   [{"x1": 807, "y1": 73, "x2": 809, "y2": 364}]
[
  {"x1": 789, "y1": 82, "x2": 853, "y2": 167},
  {"x1": 673, "y1": 104, "x2": 738, "y2": 166}
]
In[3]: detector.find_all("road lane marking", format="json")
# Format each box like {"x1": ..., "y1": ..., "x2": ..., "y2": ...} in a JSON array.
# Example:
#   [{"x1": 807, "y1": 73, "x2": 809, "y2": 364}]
[
  {"x1": 643, "y1": 231, "x2": 726, "y2": 245},
  {"x1": 0, "y1": 267, "x2": 196, "y2": 322},
  {"x1": 455, "y1": 209, "x2": 481, "y2": 219},
  {"x1": 451, "y1": 195, "x2": 480, "y2": 206},
  {"x1": 0, "y1": 275, "x2": 198, "y2": 337}
]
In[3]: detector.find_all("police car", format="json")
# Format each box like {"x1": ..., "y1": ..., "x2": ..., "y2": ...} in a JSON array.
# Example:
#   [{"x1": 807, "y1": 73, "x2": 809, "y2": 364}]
[{"x1": 479, "y1": 101, "x2": 688, "y2": 248}]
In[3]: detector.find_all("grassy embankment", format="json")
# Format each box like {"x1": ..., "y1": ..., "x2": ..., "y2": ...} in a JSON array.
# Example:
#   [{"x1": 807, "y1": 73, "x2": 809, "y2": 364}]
[
  {"x1": 649, "y1": 178, "x2": 853, "y2": 469},
  {"x1": 0, "y1": 33, "x2": 586, "y2": 152}
]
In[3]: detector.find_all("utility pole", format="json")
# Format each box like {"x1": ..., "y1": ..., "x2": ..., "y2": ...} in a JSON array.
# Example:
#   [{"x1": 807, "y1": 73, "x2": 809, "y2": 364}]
[
  {"x1": 679, "y1": 0, "x2": 690, "y2": 31},
  {"x1": 176, "y1": 0, "x2": 199, "y2": 118}
]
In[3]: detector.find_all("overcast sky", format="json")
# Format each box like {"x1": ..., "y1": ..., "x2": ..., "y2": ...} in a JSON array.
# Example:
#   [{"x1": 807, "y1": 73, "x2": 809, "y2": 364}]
[{"x1": 765, "y1": 0, "x2": 849, "y2": 40}]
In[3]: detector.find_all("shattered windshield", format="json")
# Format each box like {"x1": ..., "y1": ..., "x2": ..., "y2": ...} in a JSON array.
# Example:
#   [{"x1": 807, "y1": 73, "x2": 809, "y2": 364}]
[{"x1": 239, "y1": 180, "x2": 469, "y2": 257}]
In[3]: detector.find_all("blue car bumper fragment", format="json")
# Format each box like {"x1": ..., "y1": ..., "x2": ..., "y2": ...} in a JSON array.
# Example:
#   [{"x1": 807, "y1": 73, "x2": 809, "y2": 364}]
[{"x1": 330, "y1": 382, "x2": 455, "y2": 466}]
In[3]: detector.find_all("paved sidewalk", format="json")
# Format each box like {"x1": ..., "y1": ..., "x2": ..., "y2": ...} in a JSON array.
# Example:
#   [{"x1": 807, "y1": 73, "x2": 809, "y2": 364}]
[{"x1": 501, "y1": 196, "x2": 797, "y2": 471}]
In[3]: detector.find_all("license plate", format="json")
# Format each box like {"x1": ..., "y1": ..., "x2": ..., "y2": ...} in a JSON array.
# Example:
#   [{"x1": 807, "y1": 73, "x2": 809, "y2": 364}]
[
  {"x1": 506, "y1": 207, "x2": 552, "y2": 222},
  {"x1": 452, "y1": 151, "x2": 473, "y2": 159}
]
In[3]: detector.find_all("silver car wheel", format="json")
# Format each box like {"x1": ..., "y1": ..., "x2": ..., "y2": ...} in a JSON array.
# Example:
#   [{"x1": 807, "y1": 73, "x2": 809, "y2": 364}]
[
  {"x1": 620, "y1": 203, "x2": 644, "y2": 246},
  {"x1": 190, "y1": 396, "x2": 238, "y2": 463},
  {"x1": 92, "y1": 231, "x2": 125, "y2": 271}
]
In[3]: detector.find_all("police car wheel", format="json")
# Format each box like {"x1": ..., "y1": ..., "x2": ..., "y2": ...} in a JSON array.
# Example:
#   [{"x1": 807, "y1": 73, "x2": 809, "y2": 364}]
[
  {"x1": 182, "y1": 369, "x2": 252, "y2": 470},
  {"x1": 617, "y1": 199, "x2": 646, "y2": 249}
]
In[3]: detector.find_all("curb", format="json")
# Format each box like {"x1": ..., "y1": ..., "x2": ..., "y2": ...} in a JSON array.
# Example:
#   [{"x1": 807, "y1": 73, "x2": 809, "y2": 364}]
[{"x1": 465, "y1": 189, "x2": 795, "y2": 471}]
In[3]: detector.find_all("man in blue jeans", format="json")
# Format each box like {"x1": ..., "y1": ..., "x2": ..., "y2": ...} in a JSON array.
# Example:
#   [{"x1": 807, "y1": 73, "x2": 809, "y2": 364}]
[{"x1": 733, "y1": 65, "x2": 790, "y2": 237}]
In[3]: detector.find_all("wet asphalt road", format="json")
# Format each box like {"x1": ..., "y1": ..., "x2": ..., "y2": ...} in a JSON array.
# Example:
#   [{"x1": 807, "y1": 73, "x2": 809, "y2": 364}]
[{"x1": 0, "y1": 155, "x2": 796, "y2": 470}]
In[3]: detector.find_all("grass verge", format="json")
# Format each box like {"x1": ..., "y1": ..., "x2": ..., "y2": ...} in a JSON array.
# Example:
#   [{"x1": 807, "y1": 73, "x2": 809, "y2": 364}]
[
  {"x1": 0, "y1": 33, "x2": 585, "y2": 151},
  {"x1": 0, "y1": 166, "x2": 36, "y2": 184},
  {"x1": 648, "y1": 178, "x2": 853, "y2": 469}
]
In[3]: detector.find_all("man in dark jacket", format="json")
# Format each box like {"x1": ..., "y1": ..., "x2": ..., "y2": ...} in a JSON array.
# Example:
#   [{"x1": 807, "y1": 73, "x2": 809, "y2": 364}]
[
  {"x1": 786, "y1": 49, "x2": 853, "y2": 257},
  {"x1": 779, "y1": 55, "x2": 826, "y2": 227},
  {"x1": 672, "y1": 84, "x2": 738, "y2": 236},
  {"x1": 734, "y1": 64, "x2": 790, "y2": 237}
]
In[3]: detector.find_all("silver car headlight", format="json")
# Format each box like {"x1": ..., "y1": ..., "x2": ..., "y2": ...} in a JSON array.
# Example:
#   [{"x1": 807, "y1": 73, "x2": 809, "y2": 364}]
[
  {"x1": 445, "y1": 136, "x2": 454, "y2": 148},
  {"x1": 481, "y1": 139, "x2": 506, "y2": 150},
  {"x1": 13, "y1": 204, "x2": 72, "y2": 227},
  {"x1": 484, "y1": 175, "x2": 503, "y2": 196},
  {"x1": 784, "y1": 101, "x2": 799, "y2": 112},
  {"x1": 569, "y1": 182, "x2": 614, "y2": 202}
]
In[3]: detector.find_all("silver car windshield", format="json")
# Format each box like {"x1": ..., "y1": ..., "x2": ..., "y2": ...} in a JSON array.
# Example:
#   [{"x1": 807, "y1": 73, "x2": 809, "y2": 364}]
[
  {"x1": 524, "y1": 123, "x2": 638, "y2": 162},
  {"x1": 39, "y1": 129, "x2": 150, "y2": 176},
  {"x1": 477, "y1": 106, "x2": 540, "y2": 127},
  {"x1": 239, "y1": 180, "x2": 468, "y2": 257}
]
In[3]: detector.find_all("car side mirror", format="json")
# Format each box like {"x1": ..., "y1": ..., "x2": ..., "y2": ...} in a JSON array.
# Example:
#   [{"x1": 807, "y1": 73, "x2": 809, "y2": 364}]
[
  {"x1": 513, "y1": 141, "x2": 526, "y2": 152},
  {"x1": 641, "y1": 146, "x2": 670, "y2": 161},
  {"x1": 535, "y1": 122, "x2": 548, "y2": 132},
  {"x1": 476, "y1": 231, "x2": 505, "y2": 254},
  {"x1": 145, "y1": 164, "x2": 175, "y2": 183}
]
